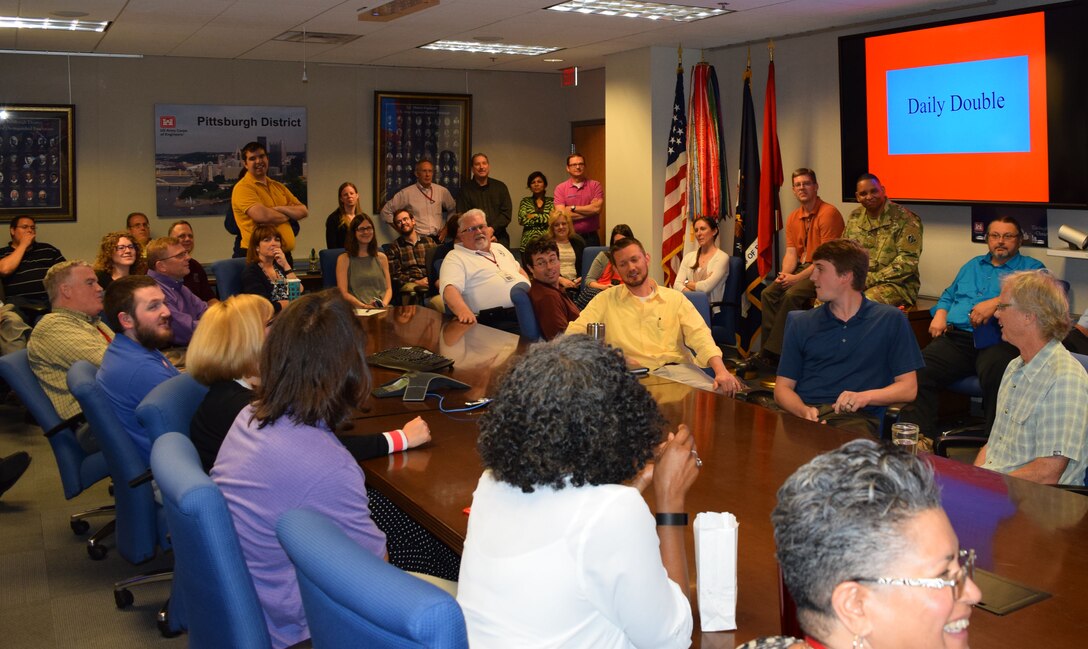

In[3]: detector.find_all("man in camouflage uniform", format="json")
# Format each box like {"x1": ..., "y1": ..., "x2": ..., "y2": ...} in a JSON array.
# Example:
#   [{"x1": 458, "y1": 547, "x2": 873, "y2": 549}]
[{"x1": 844, "y1": 173, "x2": 922, "y2": 306}]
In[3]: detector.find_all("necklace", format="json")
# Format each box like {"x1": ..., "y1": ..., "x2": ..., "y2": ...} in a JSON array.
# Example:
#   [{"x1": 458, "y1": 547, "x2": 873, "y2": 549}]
[{"x1": 418, "y1": 184, "x2": 434, "y2": 203}]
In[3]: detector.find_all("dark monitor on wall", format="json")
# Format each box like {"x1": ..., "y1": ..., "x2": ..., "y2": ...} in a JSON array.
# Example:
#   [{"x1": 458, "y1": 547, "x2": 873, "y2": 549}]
[{"x1": 838, "y1": 0, "x2": 1088, "y2": 208}]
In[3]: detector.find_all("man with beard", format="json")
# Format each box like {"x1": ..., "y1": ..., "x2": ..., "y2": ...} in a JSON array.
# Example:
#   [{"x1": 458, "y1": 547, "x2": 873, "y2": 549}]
[
  {"x1": 566, "y1": 237, "x2": 743, "y2": 395},
  {"x1": 97, "y1": 275, "x2": 179, "y2": 461},
  {"x1": 898, "y1": 216, "x2": 1045, "y2": 440},
  {"x1": 439, "y1": 209, "x2": 527, "y2": 332},
  {"x1": 387, "y1": 206, "x2": 437, "y2": 303},
  {"x1": 774, "y1": 239, "x2": 923, "y2": 436}
]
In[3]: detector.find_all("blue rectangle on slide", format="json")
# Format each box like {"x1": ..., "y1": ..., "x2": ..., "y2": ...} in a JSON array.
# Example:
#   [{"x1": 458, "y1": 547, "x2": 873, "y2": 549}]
[{"x1": 886, "y1": 56, "x2": 1030, "y2": 155}]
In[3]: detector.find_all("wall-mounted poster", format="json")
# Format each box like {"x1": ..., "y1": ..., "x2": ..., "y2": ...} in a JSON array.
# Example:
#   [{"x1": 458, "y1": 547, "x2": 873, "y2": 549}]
[
  {"x1": 373, "y1": 92, "x2": 471, "y2": 212},
  {"x1": 971, "y1": 205, "x2": 1047, "y2": 247},
  {"x1": 0, "y1": 105, "x2": 74, "y2": 222},
  {"x1": 155, "y1": 104, "x2": 307, "y2": 218}
]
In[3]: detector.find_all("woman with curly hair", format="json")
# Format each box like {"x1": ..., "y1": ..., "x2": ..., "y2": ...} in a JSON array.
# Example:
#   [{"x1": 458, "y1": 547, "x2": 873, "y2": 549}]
[
  {"x1": 93, "y1": 231, "x2": 145, "y2": 290},
  {"x1": 516, "y1": 170, "x2": 553, "y2": 252},
  {"x1": 458, "y1": 334, "x2": 699, "y2": 648}
]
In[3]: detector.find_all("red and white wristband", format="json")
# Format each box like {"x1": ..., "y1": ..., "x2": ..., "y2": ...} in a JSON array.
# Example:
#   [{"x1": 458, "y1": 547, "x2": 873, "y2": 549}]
[{"x1": 382, "y1": 429, "x2": 409, "y2": 453}]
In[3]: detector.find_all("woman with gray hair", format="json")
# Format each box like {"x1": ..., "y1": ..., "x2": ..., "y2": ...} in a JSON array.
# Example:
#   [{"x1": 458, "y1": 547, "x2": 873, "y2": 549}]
[{"x1": 741, "y1": 439, "x2": 980, "y2": 649}]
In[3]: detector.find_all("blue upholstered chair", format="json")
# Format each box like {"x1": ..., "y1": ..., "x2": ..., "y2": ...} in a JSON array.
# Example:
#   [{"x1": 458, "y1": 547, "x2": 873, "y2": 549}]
[
  {"x1": 152, "y1": 433, "x2": 271, "y2": 649},
  {"x1": 211, "y1": 258, "x2": 247, "y2": 301},
  {"x1": 711, "y1": 255, "x2": 745, "y2": 346},
  {"x1": 0, "y1": 350, "x2": 114, "y2": 543},
  {"x1": 510, "y1": 283, "x2": 543, "y2": 342},
  {"x1": 580, "y1": 245, "x2": 608, "y2": 280},
  {"x1": 277, "y1": 508, "x2": 468, "y2": 649},
  {"x1": 136, "y1": 373, "x2": 209, "y2": 444},
  {"x1": 682, "y1": 290, "x2": 712, "y2": 327},
  {"x1": 66, "y1": 360, "x2": 176, "y2": 620},
  {"x1": 320, "y1": 248, "x2": 345, "y2": 288}
]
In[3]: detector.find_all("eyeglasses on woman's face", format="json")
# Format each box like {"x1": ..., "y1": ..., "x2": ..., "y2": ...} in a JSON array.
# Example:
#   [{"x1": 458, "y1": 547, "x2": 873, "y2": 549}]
[{"x1": 855, "y1": 549, "x2": 976, "y2": 601}]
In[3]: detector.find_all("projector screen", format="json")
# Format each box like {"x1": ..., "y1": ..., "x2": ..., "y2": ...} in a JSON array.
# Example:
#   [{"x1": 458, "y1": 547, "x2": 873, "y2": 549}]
[{"x1": 838, "y1": 1, "x2": 1088, "y2": 207}]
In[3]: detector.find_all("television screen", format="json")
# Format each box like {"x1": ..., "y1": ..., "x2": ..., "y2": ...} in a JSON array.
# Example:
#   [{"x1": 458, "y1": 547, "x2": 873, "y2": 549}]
[{"x1": 839, "y1": 1, "x2": 1087, "y2": 207}]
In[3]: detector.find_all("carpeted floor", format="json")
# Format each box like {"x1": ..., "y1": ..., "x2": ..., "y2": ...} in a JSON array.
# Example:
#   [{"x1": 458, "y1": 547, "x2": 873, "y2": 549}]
[{"x1": 0, "y1": 401, "x2": 179, "y2": 648}]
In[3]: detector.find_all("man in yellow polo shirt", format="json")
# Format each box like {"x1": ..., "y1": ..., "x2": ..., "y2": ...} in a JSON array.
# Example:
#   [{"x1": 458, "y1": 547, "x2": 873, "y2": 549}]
[
  {"x1": 566, "y1": 236, "x2": 743, "y2": 395},
  {"x1": 231, "y1": 141, "x2": 308, "y2": 259}
]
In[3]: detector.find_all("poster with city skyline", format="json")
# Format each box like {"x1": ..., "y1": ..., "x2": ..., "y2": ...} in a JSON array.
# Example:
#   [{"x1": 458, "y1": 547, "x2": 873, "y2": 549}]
[{"x1": 154, "y1": 104, "x2": 307, "y2": 218}]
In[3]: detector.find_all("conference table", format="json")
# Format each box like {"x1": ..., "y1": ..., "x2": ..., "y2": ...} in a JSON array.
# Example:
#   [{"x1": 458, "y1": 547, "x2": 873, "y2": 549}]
[{"x1": 348, "y1": 306, "x2": 1088, "y2": 648}]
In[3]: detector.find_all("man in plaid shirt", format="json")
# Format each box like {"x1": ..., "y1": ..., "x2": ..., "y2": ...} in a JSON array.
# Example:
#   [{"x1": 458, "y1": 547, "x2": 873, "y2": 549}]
[
  {"x1": 975, "y1": 270, "x2": 1088, "y2": 486},
  {"x1": 387, "y1": 206, "x2": 437, "y2": 304}
]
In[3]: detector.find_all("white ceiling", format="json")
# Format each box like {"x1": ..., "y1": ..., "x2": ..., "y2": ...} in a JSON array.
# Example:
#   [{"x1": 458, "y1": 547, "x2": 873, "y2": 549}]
[{"x1": 2, "y1": 0, "x2": 988, "y2": 72}]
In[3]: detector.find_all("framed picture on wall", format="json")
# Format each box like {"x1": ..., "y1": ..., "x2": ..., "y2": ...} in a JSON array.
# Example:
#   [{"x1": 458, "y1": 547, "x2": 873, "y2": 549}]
[
  {"x1": 373, "y1": 91, "x2": 471, "y2": 212},
  {"x1": 0, "y1": 105, "x2": 75, "y2": 222}
]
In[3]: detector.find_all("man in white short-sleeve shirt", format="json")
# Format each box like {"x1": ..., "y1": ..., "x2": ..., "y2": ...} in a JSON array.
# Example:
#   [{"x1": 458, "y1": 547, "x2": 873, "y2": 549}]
[{"x1": 439, "y1": 208, "x2": 528, "y2": 332}]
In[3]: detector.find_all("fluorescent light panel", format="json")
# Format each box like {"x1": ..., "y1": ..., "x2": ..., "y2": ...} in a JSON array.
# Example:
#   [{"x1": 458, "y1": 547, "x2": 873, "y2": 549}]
[
  {"x1": 420, "y1": 41, "x2": 560, "y2": 56},
  {"x1": 546, "y1": 0, "x2": 729, "y2": 22},
  {"x1": 0, "y1": 16, "x2": 110, "y2": 32}
]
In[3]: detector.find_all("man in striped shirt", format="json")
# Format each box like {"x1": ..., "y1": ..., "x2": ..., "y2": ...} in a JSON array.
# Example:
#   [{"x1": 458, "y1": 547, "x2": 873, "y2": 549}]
[{"x1": 0, "y1": 215, "x2": 65, "y2": 324}]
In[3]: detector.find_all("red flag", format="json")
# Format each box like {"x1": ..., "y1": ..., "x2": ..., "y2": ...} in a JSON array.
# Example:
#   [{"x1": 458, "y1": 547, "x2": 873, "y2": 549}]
[{"x1": 757, "y1": 59, "x2": 783, "y2": 277}]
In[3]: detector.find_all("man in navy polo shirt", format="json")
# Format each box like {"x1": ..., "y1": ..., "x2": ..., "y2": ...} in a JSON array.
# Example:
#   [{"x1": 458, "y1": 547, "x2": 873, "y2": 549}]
[
  {"x1": 774, "y1": 239, "x2": 923, "y2": 436},
  {"x1": 0, "y1": 215, "x2": 65, "y2": 324}
]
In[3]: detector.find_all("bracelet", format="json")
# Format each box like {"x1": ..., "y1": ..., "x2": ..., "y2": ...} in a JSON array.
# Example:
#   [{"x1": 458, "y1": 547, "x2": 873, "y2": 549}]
[{"x1": 655, "y1": 512, "x2": 689, "y2": 526}]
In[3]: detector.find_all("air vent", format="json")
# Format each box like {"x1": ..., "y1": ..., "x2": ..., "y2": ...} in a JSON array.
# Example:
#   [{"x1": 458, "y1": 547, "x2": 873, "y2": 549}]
[
  {"x1": 273, "y1": 31, "x2": 360, "y2": 45},
  {"x1": 359, "y1": 0, "x2": 439, "y2": 23}
]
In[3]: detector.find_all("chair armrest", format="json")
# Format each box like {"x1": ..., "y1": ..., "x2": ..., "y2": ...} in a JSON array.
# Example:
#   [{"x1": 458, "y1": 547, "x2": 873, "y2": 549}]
[
  {"x1": 1056, "y1": 485, "x2": 1088, "y2": 496},
  {"x1": 934, "y1": 430, "x2": 989, "y2": 458},
  {"x1": 43, "y1": 412, "x2": 86, "y2": 438}
]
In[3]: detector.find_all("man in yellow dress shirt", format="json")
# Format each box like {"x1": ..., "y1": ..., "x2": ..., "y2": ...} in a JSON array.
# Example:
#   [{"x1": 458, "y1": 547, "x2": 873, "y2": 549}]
[
  {"x1": 566, "y1": 237, "x2": 743, "y2": 395},
  {"x1": 231, "y1": 141, "x2": 308, "y2": 259}
]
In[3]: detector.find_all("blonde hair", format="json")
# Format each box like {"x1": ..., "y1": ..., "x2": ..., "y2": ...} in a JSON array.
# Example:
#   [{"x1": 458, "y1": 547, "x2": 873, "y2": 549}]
[
  {"x1": 1002, "y1": 270, "x2": 1072, "y2": 342},
  {"x1": 548, "y1": 210, "x2": 575, "y2": 238},
  {"x1": 187, "y1": 294, "x2": 274, "y2": 385}
]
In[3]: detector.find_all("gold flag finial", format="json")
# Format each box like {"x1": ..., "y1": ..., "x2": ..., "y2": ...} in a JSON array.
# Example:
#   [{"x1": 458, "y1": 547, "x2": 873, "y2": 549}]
[
  {"x1": 769, "y1": 39, "x2": 775, "y2": 61},
  {"x1": 677, "y1": 44, "x2": 683, "y2": 72},
  {"x1": 746, "y1": 46, "x2": 751, "y2": 70}
]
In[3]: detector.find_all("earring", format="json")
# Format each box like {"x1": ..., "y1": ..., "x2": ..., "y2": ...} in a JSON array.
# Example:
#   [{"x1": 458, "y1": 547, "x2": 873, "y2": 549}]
[{"x1": 852, "y1": 636, "x2": 867, "y2": 649}]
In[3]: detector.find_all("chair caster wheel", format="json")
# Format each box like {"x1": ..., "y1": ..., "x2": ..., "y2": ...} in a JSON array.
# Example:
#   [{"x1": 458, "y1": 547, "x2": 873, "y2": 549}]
[
  {"x1": 87, "y1": 543, "x2": 108, "y2": 560},
  {"x1": 157, "y1": 600, "x2": 183, "y2": 638},
  {"x1": 70, "y1": 518, "x2": 90, "y2": 535},
  {"x1": 114, "y1": 588, "x2": 134, "y2": 609}
]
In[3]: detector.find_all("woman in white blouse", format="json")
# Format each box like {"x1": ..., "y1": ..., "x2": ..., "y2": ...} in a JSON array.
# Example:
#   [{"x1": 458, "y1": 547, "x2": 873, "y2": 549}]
[
  {"x1": 458, "y1": 335, "x2": 698, "y2": 649},
  {"x1": 673, "y1": 216, "x2": 730, "y2": 307}
]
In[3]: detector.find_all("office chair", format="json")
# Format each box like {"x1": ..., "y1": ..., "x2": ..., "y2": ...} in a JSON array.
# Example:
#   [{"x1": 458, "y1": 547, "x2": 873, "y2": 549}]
[
  {"x1": 136, "y1": 373, "x2": 209, "y2": 444},
  {"x1": 211, "y1": 258, "x2": 247, "y2": 301},
  {"x1": 320, "y1": 248, "x2": 345, "y2": 289},
  {"x1": 682, "y1": 290, "x2": 712, "y2": 327},
  {"x1": 580, "y1": 245, "x2": 608, "y2": 281},
  {"x1": 711, "y1": 255, "x2": 745, "y2": 346},
  {"x1": 0, "y1": 350, "x2": 115, "y2": 546},
  {"x1": 66, "y1": 361, "x2": 175, "y2": 613},
  {"x1": 152, "y1": 433, "x2": 271, "y2": 648},
  {"x1": 278, "y1": 508, "x2": 468, "y2": 649},
  {"x1": 510, "y1": 283, "x2": 543, "y2": 342}
]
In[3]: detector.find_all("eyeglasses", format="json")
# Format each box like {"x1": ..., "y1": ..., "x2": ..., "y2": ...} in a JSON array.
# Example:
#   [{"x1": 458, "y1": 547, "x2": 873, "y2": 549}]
[
  {"x1": 459, "y1": 224, "x2": 487, "y2": 235},
  {"x1": 115, "y1": 244, "x2": 136, "y2": 252},
  {"x1": 568, "y1": 162, "x2": 585, "y2": 168},
  {"x1": 987, "y1": 233, "x2": 1020, "y2": 241},
  {"x1": 355, "y1": 226, "x2": 374, "y2": 233},
  {"x1": 164, "y1": 250, "x2": 190, "y2": 261},
  {"x1": 994, "y1": 303, "x2": 1015, "y2": 312},
  {"x1": 856, "y1": 549, "x2": 975, "y2": 600},
  {"x1": 792, "y1": 181, "x2": 814, "y2": 188}
]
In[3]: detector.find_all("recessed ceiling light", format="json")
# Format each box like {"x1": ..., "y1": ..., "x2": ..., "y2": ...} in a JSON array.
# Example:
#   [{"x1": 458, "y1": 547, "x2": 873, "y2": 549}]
[
  {"x1": 543, "y1": 58, "x2": 565, "y2": 62},
  {"x1": 0, "y1": 16, "x2": 110, "y2": 32},
  {"x1": 420, "y1": 40, "x2": 561, "y2": 56},
  {"x1": 546, "y1": 0, "x2": 730, "y2": 22}
]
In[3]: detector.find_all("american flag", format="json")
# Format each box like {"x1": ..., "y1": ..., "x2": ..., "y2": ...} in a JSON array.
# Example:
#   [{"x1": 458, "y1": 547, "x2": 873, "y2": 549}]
[{"x1": 661, "y1": 66, "x2": 688, "y2": 287}]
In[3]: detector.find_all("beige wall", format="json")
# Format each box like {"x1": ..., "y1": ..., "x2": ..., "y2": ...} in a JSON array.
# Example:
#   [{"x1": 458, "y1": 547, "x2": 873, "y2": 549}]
[
  {"x1": 703, "y1": 0, "x2": 1088, "y2": 311},
  {"x1": 0, "y1": 54, "x2": 585, "y2": 263}
]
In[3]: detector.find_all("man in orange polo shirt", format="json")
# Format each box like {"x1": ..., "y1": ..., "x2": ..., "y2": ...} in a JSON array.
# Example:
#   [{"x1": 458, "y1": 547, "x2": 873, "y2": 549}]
[
  {"x1": 231, "y1": 141, "x2": 308, "y2": 261},
  {"x1": 749, "y1": 167, "x2": 843, "y2": 371}
]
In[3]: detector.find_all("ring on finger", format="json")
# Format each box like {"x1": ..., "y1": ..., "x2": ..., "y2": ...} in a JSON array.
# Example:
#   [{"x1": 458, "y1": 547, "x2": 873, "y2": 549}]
[{"x1": 691, "y1": 449, "x2": 703, "y2": 468}]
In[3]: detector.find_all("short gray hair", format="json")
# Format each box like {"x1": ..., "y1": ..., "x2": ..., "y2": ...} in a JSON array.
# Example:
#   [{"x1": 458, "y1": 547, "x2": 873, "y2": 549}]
[
  {"x1": 771, "y1": 439, "x2": 941, "y2": 636},
  {"x1": 44, "y1": 260, "x2": 92, "y2": 304},
  {"x1": 460, "y1": 208, "x2": 486, "y2": 225},
  {"x1": 1001, "y1": 270, "x2": 1071, "y2": 342}
]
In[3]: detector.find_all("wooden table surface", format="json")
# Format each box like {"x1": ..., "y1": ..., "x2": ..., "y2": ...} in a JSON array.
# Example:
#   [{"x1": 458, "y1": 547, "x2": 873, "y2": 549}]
[{"x1": 349, "y1": 306, "x2": 1088, "y2": 648}]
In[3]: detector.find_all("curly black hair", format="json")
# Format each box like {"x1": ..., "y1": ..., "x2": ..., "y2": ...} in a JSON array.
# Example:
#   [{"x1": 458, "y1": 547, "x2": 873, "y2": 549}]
[{"x1": 478, "y1": 335, "x2": 666, "y2": 493}]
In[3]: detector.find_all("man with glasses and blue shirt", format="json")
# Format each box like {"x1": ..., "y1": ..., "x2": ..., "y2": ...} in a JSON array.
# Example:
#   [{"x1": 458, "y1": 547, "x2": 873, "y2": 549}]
[
  {"x1": 146, "y1": 236, "x2": 207, "y2": 346},
  {"x1": 899, "y1": 217, "x2": 1045, "y2": 441},
  {"x1": 0, "y1": 215, "x2": 65, "y2": 324},
  {"x1": 439, "y1": 209, "x2": 527, "y2": 333}
]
